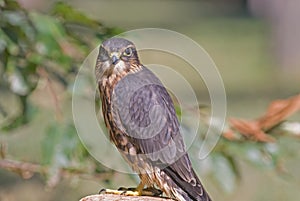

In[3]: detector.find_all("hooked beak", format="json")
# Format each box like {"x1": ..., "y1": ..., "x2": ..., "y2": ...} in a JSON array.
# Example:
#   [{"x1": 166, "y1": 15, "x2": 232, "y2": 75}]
[{"x1": 111, "y1": 55, "x2": 119, "y2": 65}]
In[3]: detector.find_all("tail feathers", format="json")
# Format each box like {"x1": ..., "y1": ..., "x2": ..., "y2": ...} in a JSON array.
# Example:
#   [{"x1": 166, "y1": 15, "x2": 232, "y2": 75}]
[{"x1": 163, "y1": 166, "x2": 212, "y2": 201}]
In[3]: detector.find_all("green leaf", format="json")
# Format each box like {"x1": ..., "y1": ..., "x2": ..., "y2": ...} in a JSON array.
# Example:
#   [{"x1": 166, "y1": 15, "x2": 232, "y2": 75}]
[
  {"x1": 30, "y1": 12, "x2": 66, "y2": 39},
  {"x1": 212, "y1": 154, "x2": 237, "y2": 193},
  {"x1": 42, "y1": 124, "x2": 61, "y2": 165},
  {"x1": 0, "y1": 0, "x2": 5, "y2": 7},
  {"x1": 3, "y1": 10, "x2": 26, "y2": 26},
  {"x1": 2, "y1": 9, "x2": 36, "y2": 44},
  {"x1": 1, "y1": 94, "x2": 37, "y2": 131},
  {"x1": 52, "y1": 2, "x2": 101, "y2": 29},
  {"x1": 0, "y1": 37, "x2": 8, "y2": 53},
  {"x1": 41, "y1": 123, "x2": 88, "y2": 166},
  {"x1": 2, "y1": 0, "x2": 21, "y2": 10},
  {"x1": 1, "y1": 27, "x2": 21, "y2": 55}
]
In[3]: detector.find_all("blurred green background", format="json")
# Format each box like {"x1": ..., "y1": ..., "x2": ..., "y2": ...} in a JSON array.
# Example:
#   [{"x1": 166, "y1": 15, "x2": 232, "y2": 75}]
[{"x1": 0, "y1": 0, "x2": 299, "y2": 201}]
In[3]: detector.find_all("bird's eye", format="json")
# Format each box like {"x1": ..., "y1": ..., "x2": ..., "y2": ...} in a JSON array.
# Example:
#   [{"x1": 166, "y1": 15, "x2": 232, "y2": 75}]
[
  {"x1": 123, "y1": 47, "x2": 132, "y2": 57},
  {"x1": 99, "y1": 46, "x2": 109, "y2": 61}
]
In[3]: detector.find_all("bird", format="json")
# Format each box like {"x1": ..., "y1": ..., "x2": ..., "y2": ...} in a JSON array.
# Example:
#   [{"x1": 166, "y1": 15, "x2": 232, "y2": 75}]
[{"x1": 95, "y1": 37, "x2": 212, "y2": 201}]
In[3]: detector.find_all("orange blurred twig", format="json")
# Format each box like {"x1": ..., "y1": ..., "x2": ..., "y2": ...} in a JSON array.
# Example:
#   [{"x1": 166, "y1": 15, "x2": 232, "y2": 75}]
[{"x1": 223, "y1": 94, "x2": 300, "y2": 142}]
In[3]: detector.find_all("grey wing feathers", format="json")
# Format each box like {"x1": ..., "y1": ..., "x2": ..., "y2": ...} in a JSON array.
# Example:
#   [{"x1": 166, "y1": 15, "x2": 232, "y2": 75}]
[
  {"x1": 112, "y1": 66, "x2": 184, "y2": 157},
  {"x1": 112, "y1": 66, "x2": 211, "y2": 201},
  {"x1": 164, "y1": 156, "x2": 212, "y2": 201}
]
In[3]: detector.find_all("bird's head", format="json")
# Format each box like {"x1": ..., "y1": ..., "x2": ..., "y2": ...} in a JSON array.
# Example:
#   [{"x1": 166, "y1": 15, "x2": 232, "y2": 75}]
[{"x1": 96, "y1": 38, "x2": 141, "y2": 80}]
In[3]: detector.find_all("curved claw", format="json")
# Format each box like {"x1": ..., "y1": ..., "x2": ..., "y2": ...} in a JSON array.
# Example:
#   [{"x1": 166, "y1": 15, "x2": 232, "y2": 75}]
[
  {"x1": 98, "y1": 186, "x2": 162, "y2": 197},
  {"x1": 98, "y1": 188, "x2": 107, "y2": 194}
]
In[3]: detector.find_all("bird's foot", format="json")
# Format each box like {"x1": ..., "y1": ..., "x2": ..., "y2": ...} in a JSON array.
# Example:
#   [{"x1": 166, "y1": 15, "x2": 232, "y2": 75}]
[
  {"x1": 119, "y1": 186, "x2": 163, "y2": 196},
  {"x1": 99, "y1": 188, "x2": 139, "y2": 196},
  {"x1": 99, "y1": 187, "x2": 162, "y2": 197}
]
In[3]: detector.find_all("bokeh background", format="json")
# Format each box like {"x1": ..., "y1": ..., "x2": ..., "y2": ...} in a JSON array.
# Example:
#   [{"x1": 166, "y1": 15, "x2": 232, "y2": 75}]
[{"x1": 0, "y1": 0, "x2": 299, "y2": 201}]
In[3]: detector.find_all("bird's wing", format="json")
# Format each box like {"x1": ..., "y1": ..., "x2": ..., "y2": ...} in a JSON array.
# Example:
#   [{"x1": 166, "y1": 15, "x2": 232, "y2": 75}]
[
  {"x1": 112, "y1": 67, "x2": 211, "y2": 201},
  {"x1": 112, "y1": 67, "x2": 184, "y2": 161}
]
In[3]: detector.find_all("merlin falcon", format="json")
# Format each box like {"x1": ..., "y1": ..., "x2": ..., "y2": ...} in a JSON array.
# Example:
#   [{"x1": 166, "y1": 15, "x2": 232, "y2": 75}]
[{"x1": 95, "y1": 38, "x2": 212, "y2": 201}]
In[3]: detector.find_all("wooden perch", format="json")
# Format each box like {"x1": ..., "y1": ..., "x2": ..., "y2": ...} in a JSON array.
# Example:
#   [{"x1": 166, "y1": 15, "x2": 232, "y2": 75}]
[{"x1": 79, "y1": 194, "x2": 175, "y2": 201}]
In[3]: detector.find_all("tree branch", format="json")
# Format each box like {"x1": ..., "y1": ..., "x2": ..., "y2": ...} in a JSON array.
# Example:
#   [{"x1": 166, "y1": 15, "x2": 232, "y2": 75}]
[
  {"x1": 0, "y1": 158, "x2": 43, "y2": 179},
  {"x1": 0, "y1": 158, "x2": 113, "y2": 182}
]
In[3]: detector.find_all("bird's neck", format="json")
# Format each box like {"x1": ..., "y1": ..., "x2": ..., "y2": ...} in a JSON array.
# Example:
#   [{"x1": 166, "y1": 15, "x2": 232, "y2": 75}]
[{"x1": 99, "y1": 64, "x2": 143, "y2": 90}]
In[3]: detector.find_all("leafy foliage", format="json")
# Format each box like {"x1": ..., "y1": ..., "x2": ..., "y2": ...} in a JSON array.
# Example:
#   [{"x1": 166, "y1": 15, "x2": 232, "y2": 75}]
[
  {"x1": 0, "y1": 0, "x2": 118, "y2": 130},
  {"x1": 0, "y1": 0, "x2": 118, "y2": 186}
]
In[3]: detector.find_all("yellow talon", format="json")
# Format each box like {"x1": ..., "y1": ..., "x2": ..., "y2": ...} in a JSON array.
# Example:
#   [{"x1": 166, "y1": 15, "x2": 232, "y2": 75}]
[
  {"x1": 99, "y1": 181, "x2": 162, "y2": 197},
  {"x1": 99, "y1": 188, "x2": 124, "y2": 195},
  {"x1": 121, "y1": 190, "x2": 140, "y2": 196}
]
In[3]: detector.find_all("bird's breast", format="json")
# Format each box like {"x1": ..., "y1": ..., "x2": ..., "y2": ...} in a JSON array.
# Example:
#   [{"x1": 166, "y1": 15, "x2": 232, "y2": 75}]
[{"x1": 99, "y1": 74, "x2": 133, "y2": 151}]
